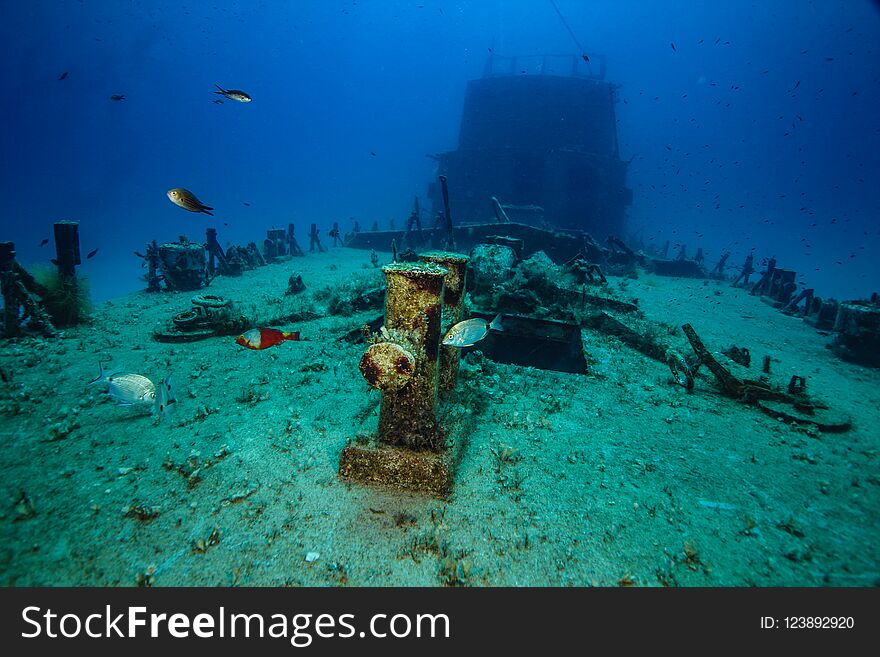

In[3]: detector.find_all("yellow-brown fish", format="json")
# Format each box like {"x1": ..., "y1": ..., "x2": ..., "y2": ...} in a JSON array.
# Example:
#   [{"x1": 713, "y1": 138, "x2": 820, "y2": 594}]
[
  {"x1": 214, "y1": 84, "x2": 252, "y2": 102},
  {"x1": 442, "y1": 314, "x2": 503, "y2": 348},
  {"x1": 167, "y1": 188, "x2": 214, "y2": 216}
]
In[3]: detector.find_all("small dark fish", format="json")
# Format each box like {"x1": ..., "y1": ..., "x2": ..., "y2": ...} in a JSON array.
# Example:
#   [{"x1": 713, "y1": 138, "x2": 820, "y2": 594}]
[
  {"x1": 214, "y1": 85, "x2": 251, "y2": 102},
  {"x1": 58, "y1": 71, "x2": 68, "y2": 80},
  {"x1": 39, "y1": 238, "x2": 49, "y2": 247},
  {"x1": 581, "y1": 53, "x2": 589, "y2": 62},
  {"x1": 370, "y1": 151, "x2": 376, "y2": 156},
  {"x1": 110, "y1": 94, "x2": 125, "y2": 101},
  {"x1": 243, "y1": 202, "x2": 250, "y2": 206},
  {"x1": 50, "y1": 258, "x2": 58, "y2": 265},
  {"x1": 86, "y1": 248, "x2": 99, "y2": 259},
  {"x1": 670, "y1": 42, "x2": 676, "y2": 52}
]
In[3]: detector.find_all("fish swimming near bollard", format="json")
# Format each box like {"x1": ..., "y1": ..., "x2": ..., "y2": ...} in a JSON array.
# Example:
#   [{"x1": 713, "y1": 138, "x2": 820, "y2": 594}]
[
  {"x1": 442, "y1": 314, "x2": 503, "y2": 348},
  {"x1": 167, "y1": 187, "x2": 214, "y2": 216}
]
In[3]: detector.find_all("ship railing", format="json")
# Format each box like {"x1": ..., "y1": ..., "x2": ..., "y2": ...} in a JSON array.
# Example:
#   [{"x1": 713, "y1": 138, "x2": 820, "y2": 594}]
[{"x1": 483, "y1": 53, "x2": 606, "y2": 80}]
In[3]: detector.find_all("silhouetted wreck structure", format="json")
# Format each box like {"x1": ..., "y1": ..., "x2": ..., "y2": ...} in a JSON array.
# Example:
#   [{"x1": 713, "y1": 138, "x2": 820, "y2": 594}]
[
  {"x1": 429, "y1": 54, "x2": 631, "y2": 234},
  {"x1": 347, "y1": 54, "x2": 632, "y2": 260}
]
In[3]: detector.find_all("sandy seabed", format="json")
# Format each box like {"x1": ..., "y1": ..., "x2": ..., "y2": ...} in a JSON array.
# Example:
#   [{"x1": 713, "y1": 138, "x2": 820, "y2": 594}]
[{"x1": 1, "y1": 246, "x2": 878, "y2": 587}]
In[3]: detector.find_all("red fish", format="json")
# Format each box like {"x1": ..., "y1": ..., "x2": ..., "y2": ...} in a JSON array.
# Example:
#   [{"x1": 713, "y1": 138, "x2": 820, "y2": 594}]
[{"x1": 236, "y1": 328, "x2": 300, "y2": 350}]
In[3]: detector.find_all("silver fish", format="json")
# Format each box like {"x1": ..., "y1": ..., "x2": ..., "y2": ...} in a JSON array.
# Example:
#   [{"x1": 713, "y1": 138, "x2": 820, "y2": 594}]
[
  {"x1": 89, "y1": 361, "x2": 175, "y2": 421},
  {"x1": 442, "y1": 314, "x2": 503, "y2": 348},
  {"x1": 90, "y1": 361, "x2": 155, "y2": 404},
  {"x1": 167, "y1": 187, "x2": 214, "y2": 216},
  {"x1": 153, "y1": 375, "x2": 177, "y2": 422},
  {"x1": 108, "y1": 375, "x2": 155, "y2": 404},
  {"x1": 214, "y1": 84, "x2": 252, "y2": 102}
]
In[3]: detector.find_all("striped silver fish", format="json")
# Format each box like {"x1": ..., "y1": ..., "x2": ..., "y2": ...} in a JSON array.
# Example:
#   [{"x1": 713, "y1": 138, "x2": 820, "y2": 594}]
[
  {"x1": 90, "y1": 361, "x2": 155, "y2": 404},
  {"x1": 167, "y1": 187, "x2": 214, "y2": 216},
  {"x1": 108, "y1": 374, "x2": 155, "y2": 404},
  {"x1": 90, "y1": 361, "x2": 175, "y2": 421},
  {"x1": 442, "y1": 314, "x2": 503, "y2": 348}
]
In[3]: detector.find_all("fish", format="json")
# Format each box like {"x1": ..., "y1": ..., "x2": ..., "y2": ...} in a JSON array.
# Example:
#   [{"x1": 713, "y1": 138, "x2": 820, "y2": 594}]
[
  {"x1": 89, "y1": 361, "x2": 175, "y2": 421},
  {"x1": 58, "y1": 71, "x2": 68, "y2": 80},
  {"x1": 89, "y1": 361, "x2": 154, "y2": 404},
  {"x1": 153, "y1": 375, "x2": 177, "y2": 421},
  {"x1": 442, "y1": 314, "x2": 503, "y2": 348},
  {"x1": 39, "y1": 239, "x2": 49, "y2": 247},
  {"x1": 236, "y1": 328, "x2": 301, "y2": 350},
  {"x1": 86, "y1": 247, "x2": 99, "y2": 259},
  {"x1": 214, "y1": 84, "x2": 252, "y2": 102},
  {"x1": 167, "y1": 187, "x2": 214, "y2": 216},
  {"x1": 110, "y1": 94, "x2": 125, "y2": 101},
  {"x1": 670, "y1": 42, "x2": 676, "y2": 52},
  {"x1": 581, "y1": 54, "x2": 590, "y2": 62}
]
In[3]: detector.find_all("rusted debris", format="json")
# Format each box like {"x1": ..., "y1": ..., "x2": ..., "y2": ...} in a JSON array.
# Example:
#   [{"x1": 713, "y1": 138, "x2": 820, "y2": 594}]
[
  {"x1": 681, "y1": 323, "x2": 743, "y2": 397},
  {"x1": 587, "y1": 312, "x2": 668, "y2": 362},
  {"x1": 722, "y1": 345, "x2": 751, "y2": 368},
  {"x1": 681, "y1": 323, "x2": 850, "y2": 432}
]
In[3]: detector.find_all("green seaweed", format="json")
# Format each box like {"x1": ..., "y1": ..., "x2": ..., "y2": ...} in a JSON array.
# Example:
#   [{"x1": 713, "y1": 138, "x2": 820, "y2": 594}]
[{"x1": 31, "y1": 265, "x2": 91, "y2": 327}]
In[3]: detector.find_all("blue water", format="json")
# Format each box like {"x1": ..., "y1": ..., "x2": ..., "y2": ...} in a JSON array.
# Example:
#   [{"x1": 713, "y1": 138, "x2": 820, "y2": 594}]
[{"x1": 2, "y1": 0, "x2": 878, "y2": 302}]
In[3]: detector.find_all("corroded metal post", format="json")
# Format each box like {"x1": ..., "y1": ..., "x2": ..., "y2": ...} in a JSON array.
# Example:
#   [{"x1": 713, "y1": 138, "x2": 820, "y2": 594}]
[
  {"x1": 420, "y1": 252, "x2": 469, "y2": 393},
  {"x1": 374, "y1": 262, "x2": 447, "y2": 449},
  {"x1": 340, "y1": 261, "x2": 459, "y2": 497},
  {"x1": 53, "y1": 221, "x2": 80, "y2": 278},
  {"x1": 0, "y1": 242, "x2": 19, "y2": 337}
]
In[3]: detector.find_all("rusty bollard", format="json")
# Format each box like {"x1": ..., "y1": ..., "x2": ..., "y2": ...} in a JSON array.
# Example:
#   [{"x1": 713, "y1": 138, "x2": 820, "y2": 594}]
[
  {"x1": 370, "y1": 262, "x2": 447, "y2": 449},
  {"x1": 340, "y1": 262, "x2": 455, "y2": 496},
  {"x1": 419, "y1": 252, "x2": 469, "y2": 393}
]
